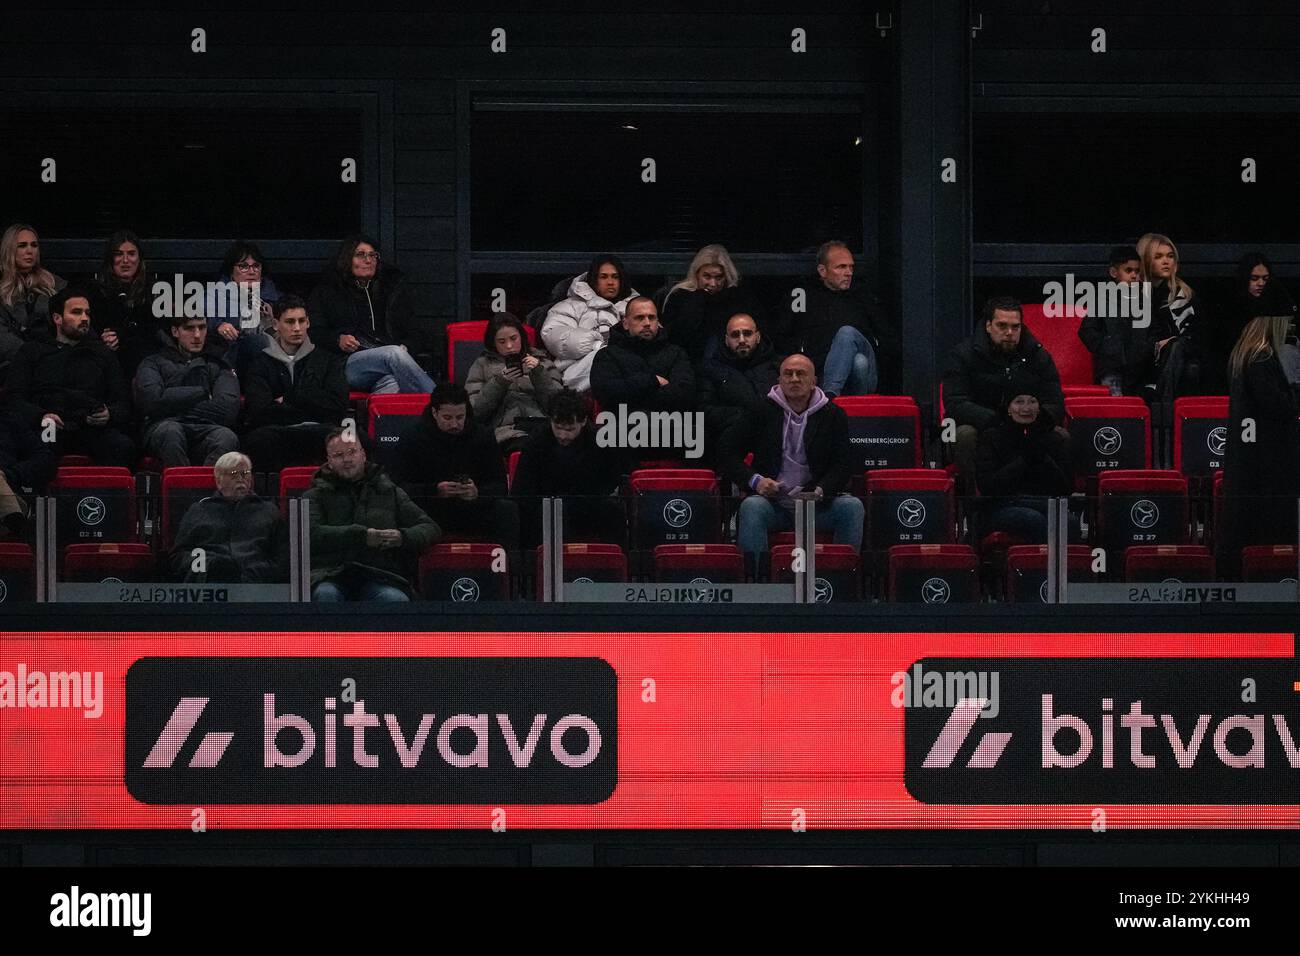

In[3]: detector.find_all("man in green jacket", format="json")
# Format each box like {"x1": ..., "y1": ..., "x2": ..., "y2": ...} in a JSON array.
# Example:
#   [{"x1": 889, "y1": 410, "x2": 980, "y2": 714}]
[{"x1": 306, "y1": 428, "x2": 440, "y2": 601}]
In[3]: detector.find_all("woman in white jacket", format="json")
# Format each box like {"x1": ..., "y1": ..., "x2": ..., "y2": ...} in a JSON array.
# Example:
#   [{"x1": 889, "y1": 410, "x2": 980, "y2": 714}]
[{"x1": 540, "y1": 254, "x2": 637, "y2": 392}]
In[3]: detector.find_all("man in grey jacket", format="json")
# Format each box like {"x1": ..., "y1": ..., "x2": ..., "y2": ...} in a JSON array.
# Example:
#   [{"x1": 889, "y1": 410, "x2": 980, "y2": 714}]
[
  {"x1": 133, "y1": 315, "x2": 241, "y2": 468},
  {"x1": 169, "y1": 451, "x2": 286, "y2": 583}
]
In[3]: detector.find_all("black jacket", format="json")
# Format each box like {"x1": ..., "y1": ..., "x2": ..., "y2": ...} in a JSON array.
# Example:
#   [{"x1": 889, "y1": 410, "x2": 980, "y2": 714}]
[
  {"x1": 590, "y1": 324, "x2": 696, "y2": 412},
  {"x1": 88, "y1": 281, "x2": 162, "y2": 377},
  {"x1": 699, "y1": 338, "x2": 782, "y2": 415},
  {"x1": 307, "y1": 263, "x2": 426, "y2": 356},
  {"x1": 0, "y1": 408, "x2": 56, "y2": 493},
  {"x1": 975, "y1": 408, "x2": 1073, "y2": 499},
  {"x1": 133, "y1": 342, "x2": 240, "y2": 430},
  {"x1": 772, "y1": 278, "x2": 897, "y2": 387},
  {"x1": 511, "y1": 425, "x2": 626, "y2": 499},
  {"x1": 243, "y1": 342, "x2": 350, "y2": 430},
  {"x1": 1077, "y1": 280, "x2": 1156, "y2": 392},
  {"x1": 7, "y1": 336, "x2": 133, "y2": 431},
  {"x1": 942, "y1": 327, "x2": 1065, "y2": 431},
  {"x1": 654, "y1": 283, "x2": 767, "y2": 364},
  {"x1": 718, "y1": 394, "x2": 853, "y2": 497},
  {"x1": 392, "y1": 408, "x2": 507, "y2": 500},
  {"x1": 169, "y1": 493, "x2": 287, "y2": 584}
]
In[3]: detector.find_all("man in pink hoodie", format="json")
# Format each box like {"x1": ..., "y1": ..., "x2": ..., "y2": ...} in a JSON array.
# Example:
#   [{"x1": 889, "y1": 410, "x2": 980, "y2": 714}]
[{"x1": 718, "y1": 354, "x2": 863, "y2": 578}]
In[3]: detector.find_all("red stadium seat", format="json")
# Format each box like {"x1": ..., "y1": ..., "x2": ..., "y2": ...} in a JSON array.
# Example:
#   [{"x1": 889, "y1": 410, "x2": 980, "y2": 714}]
[
  {"x1": 278, "y1": 466, "x2": 319, "y2": 517},
  {"x1": 419, "y1": 543, "x2": 510, "y2": 601},
  {"x1": 506, "y1": 451, "x2": 521, "y2": 491},
  {"x1": 1064, "y1": 397, "x2": 1152, "y2": 490},
  {"x1": 770, "y1": 543, "x2": 861, "y2": 602},
  {"x1": 628, "y1": 470, "x2": 721, "y2": 556},
  {"x1": 653, "y1": 543, "x2": 744, "y2": 583},
  {"x1": 535, "y1": 543, "x2": 628, "y2": 599},
  {"x1": 1124, "y1": 544, "x2": 1215, "y2": 583},
  {"x1": 1004, "y1": 544, "x2": 1096, "y2": 603},
  {"x1": 1173, "y1": 396, "x2": 1229, "y2": 488},
  {"x1": 446, "y1": 320, "x2": 537, "y2": 385},
  {"x1": 348, "y1": 391, "x2": 370, "y2": 429},
  {"x1": 832, "y1": 396, "x2": 923, "y2": 480},
  {"x1": 1240, "y1": 545, "x2": 1298, "y2": 583},
  {"x1": 0, "y1": 542, "x2": 36, "y2": 603},
  {"x1": 367, "y1": 393, "x2": 431, "y2": 469},
  {"x1": 1062, "y1": 385, "x2": 1111, "y2": 398},
  {"x1": 56, "y1": 454, "x2": 94, "y2": 468},
  {"x1": 770, "y1": 531, "x2": 833, "y2": 547},
  {"x1": 1096, "y1": 469, "x2": 1189, "y2": 559},
  {"x1": 865, "y1": 469, "x2": 956, "y2": 559},
  {"x1": 1020, "y1": 303, "x2": 1094, "y2": 389},
  {"x1": 49, "y1": 466, "x2": 137, "y2": 548},
  {"x1": 887, "y1": 543, "x2": 980, "y2": 603},
  {"x1": 159, "y1": 467, "x2": 216, "y2": 552},
  {"x1": 63, "y1": 542, "x2": 155, "y2": 583}
]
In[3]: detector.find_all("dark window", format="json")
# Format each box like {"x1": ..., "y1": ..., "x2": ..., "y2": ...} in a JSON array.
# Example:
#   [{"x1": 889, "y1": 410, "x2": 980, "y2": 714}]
[
  {"x1": 974, "y1": 112, "x2": 1300, "y2": 243},
  {"x1": 0, "y1": 109, "x2": 362, "y2": 238},
  {"x1": 472, "y1": 110, "x2": 864, "y2": 254}
]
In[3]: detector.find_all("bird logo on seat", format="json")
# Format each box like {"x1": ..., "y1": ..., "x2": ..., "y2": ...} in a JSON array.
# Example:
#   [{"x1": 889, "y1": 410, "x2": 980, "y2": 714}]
[
  {"x1": 77, "y1": 496, "x2": 106, "y2": 526},
  {"x1": 1130, "y1": 499, "x2": 1160, "y2": 529},
  {"x1": 450, "y1": 577, "x2": 481, "y2": 602},
  {"x1": 897, "y1": 498, "x2": 926, "y2": 528},
  {"x1": 663, "y1": 499, "x2": 693, "y2": 528},
  {"x1": 921, "y1": 577, "x2": 952, "y2": 604},
  {"x1": 1093, "y1": 427, "x2": 1122, "y2": 456}
]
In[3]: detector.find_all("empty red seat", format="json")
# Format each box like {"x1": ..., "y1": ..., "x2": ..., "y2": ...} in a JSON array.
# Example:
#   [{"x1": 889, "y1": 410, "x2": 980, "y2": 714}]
[
  {"x1": 160, "y1": 467, "x2": 216, "y2": 552},
  {"x1": 865, "y1": 468, "x2": 955, "y2": 555},
  {"x1": 887, "y1": 543, "x2": 979, "y2": 603},
  {"x1": 1240, "y1": 545, "x2": 1299, "y2": 583},
  {"x1": 1124, "y1": 544, "x2": 1215, "y2": 583},
  {"x1": 446, "y1": 320, "x2": 537, "y2": 385},
  {"x1": 1096, "y1": 469, "x2": 1189, "y2": 557},
  {"x1": 50, "y1": 466, "x2": 136, "y2": 548},
  {"x1": 63, "y1": 542, "x2": 154, "y2": 583},
  {"x1": 367, "y1": 393, "x2": 430, "y2": 469},
  {"x1": 1064, "y1": 397, "x2": 1152, "y2": 490},
  {"x1": 653, "y1": 543, "x2": 743, "y2": 583},
  {"x1": 1004, "y1": 544, "x2": 1096, "y2": 603},
  {"x1": 628, "y1": 470, "x2": 721, "y2": 552},
  {"x1": 833, "y1": 395, "x2": 922, "y2": 477},
  {"x1": 1062, "y1": 385, "x2": 1111, "y2": 398},
  {"x1": 770, "y1": 543, "x2": 860, "y2": 602},
  {"x1": 0, "y1": 542, "x2": 36, "y2": 603},
  {"x1": 278, "y1": 466, "x2": 319, "y2": 517},
  {"x1": 419, "y1": 542, "x2": 510, "y2": 601},
  {"x1": 1020, "y1": 303, "x2": 1094, "y2": 390},
  {"x1": 534, "y1": 543, "x2": 628, "y2": 599},
  {"x1": 1173, "y1": 396, "x2": 1230, "y2": 486}
]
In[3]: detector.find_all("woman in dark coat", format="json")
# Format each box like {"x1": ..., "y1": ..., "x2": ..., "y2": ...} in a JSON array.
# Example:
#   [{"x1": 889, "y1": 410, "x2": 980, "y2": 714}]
[
  {"x1": 975, "y1": 389, "x2": 1074, "y2": 544},
  {"x1": 1218, "y1": 305, "x2": 1300, "y2": 578}
]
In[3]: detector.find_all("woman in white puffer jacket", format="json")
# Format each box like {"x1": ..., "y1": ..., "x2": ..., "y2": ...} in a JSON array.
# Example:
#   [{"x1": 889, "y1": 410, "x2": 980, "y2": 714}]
[{"x1": 540, "y1": 254, "x2": 637, "y2": 392}]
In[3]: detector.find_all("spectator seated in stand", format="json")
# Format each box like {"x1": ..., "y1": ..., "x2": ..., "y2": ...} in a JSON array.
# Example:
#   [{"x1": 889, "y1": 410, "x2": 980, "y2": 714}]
[
  {"x1": 1077, "y1": 245, "x2": 1155, "y2": 398},
  {"x1": 0, "y1": 407, "x2": 56, "y2": 537},
  {"x1": 0, "y1": 223, "x2": 66, "y2": 370},
  {"x1": 209, "y1": 240, "x2": 281, "y2": 379},
  {"x1": 699, "y1": 312, "x2": 783, "y2": 447},
  {"x1": 88, "y1": 230, "x2": 159, "y2": 380},
  {"x1": 464, "y1": 311, "x2": 562, "y2": 455},
  {"x1": 306, "y1": 427, "x2": 441, "y2": 602},
  {"x1": 653, "y1": 244, "x2": 767, "y2": 369},
  {"x1": 540, "y1": 254, "x2": 637, "y2": 393},
  {"x1": 590, "y1": 296, "x2": 696, "y2": 415},
  {"x1": 242, "y1": 294, "x2": 351, "y2": 474},
  {"x1": 169, "y1": 452, "x2": 287, "y2": 583}
]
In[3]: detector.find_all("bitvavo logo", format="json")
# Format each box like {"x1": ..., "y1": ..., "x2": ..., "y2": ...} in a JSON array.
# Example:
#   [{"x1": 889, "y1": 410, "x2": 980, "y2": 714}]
[
  {"x1": 126, "y1": 657, "x2": 616, "y2": 804},
  {"x1": 904, "y1": 659, "x2": 1300, "y2": 804}
]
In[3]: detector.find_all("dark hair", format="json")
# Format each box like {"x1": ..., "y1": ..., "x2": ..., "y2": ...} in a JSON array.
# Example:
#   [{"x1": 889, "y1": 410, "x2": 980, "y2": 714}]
[
  {"x1": 330, "y1": 233, "x2": 383, "y2": 285},
  {"x1": 99, "y1": 230, "x2": 149, "y2": 302},
  {"x1": 49, "y1": 285, "x2": 94, "y2": 320},
  {"x1": 624, "y1": 295, "x2": 655, "y2": 315},
  {"x1": 1108, "y1": 245, "x2": 1140, "y2": 267},
  {"x1": 484, "y1": 311, "x2": 528, "y2": 353},
  {"x1": 1236, "y1": 251, "x2": 1275, "y2": 292},
  {"x1": 585, "y1": 254, "x2": 627, "y2": 301},
  {"x1": 428, "y1": 381, "x2": 470, "y2": 413},
  {"x1": 275, "y1": 293, "x2": 308, "y2": 318},
  {"x1": 168, "y1": 312, "x2": 207, "y2": 330},
  {"x1": 221, "y1": 239, "x2": 268, "y2": 280},
  {"x1": 324, "y1": 426, "x2": 360, "y2": 450},
  {"x1": 548, "y1": 389, "x2": 588, "y2": 425},
  {"x1": 982, "y1": 296, "x2": 1022, "y2": 325}
]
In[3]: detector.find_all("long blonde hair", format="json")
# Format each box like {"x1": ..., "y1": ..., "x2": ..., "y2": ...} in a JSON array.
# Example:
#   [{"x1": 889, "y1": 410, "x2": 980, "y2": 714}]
[
  {"x1": 671, "y1": 244, "x2": 740, "y2": 294},
  {"x1": 1229, "y1": 314, "x2": 1290, "y2": 380},
  {"x1": 0, "y1": 223, "x2": 58, "y2": 309},
  {"x1": 1137, "y1": 232, "x2": 1194, "y2": 307}
]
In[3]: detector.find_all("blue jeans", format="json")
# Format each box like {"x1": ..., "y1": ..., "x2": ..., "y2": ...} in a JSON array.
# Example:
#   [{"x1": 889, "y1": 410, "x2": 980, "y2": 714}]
[
  {"x1": 312, "y1": 577, "x2": 411, "y2": 602},
  {"x1": 982, "y1": 497, "x2": 1081, "y2": 545},
  {"x1": 821, "y1": 325, "x2": 878, "y2": 397},
  {"x1": 345, "y1": 345, "x2": 434, "y2": 394},
  {"x1": 737, "y1": 493, "x2": 865, "y2": 556}
]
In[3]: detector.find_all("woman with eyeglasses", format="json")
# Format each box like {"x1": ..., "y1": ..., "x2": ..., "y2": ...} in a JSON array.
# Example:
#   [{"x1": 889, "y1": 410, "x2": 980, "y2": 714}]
[
  {"x1": 214, "y1": 240, "x2": 282, "y2": 378},
  {"x1": 0, "y1": 223, "x2": 66, "y2": 367},
  {"x1": 307, "y1": 234, "x2": 433, "y2": 394}
]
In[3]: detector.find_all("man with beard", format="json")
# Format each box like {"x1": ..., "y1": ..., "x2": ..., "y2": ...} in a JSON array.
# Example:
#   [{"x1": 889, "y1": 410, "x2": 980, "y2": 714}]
[
  {"x1": 589, "y1": 296, "x2": 695, "y2": 414},
  {"x1": 6, "y1": 287, "x2": 135, "y2": 467},
  {"x1": 699, "y1": 312, "x2": 783, "y2": 447},
  {"x1": 942, "y1": 296, "x2": 1065, "y2": 492}
]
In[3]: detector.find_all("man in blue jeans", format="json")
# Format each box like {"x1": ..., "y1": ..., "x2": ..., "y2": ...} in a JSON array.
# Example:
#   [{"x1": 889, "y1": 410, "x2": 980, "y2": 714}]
[
  {"x1": 771, "y1": 241, "x2": 896, "y2": 397},
  {"x1": 718, "y1": 354, "x2": 864, "y2": 579}
]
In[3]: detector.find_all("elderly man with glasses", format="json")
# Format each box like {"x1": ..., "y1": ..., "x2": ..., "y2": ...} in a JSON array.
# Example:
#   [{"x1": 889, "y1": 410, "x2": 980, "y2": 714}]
[{"x1": 169, "y1": 451, "x2": 287, "y2": 584}]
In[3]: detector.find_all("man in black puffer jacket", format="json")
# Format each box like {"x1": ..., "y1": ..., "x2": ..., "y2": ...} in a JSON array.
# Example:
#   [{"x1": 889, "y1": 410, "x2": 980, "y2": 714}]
[
  {"x1": 242, "y1": 295, "x2": 351, "y2": 473},
  {"x1": 699, "y1": 312, "x2": 782, "y2": 445},
  {"x1": 942, "y1": 296, "x2": 1065, "y2": 491},
  {"x1": 771, "y1": 242, "x2": 897, "y2": 396},
  {"x1": 590, "y1": 297, "x2": 695, "y2": 413}
]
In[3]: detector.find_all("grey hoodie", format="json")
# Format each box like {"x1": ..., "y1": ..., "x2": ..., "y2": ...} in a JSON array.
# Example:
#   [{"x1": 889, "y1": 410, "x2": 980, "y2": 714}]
[{"x1": 262, "y1": 335, "x2": 316, "y2": 382}]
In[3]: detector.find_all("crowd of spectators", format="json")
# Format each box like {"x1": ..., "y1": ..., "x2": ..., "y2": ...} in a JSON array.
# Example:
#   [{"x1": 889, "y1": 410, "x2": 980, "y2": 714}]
[{"x1": 1, "y1": 219, "x2": 1297, "y2": 598}]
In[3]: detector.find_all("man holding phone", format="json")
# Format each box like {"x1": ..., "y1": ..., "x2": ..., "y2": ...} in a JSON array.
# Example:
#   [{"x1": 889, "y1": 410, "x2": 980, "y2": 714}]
[{"x1": 6, "y1": 286, "x2": 136, "y2": 467}]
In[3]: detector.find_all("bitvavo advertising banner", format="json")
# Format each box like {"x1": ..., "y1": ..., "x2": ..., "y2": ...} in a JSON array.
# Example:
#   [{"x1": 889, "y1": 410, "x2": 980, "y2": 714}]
[{"x1": 0, "y1": 631, "x2": 1297, "y2": 829}]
